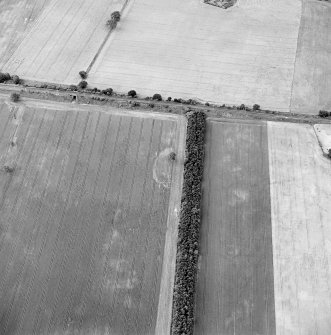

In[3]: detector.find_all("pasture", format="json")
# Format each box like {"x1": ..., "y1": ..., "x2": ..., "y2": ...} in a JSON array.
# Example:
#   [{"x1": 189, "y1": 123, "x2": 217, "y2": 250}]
[
  {"x1": 1, "y1": 0, "x2": 126, "y2": 84},
  {"x1": 195, "y1": 119, "x2": 275, "y2": 334},
  {"x1": 0, "y1": 97, "x2": 185, "y2": 335},
  {"x1": 88, "y1": 0, "x2": 301, "y2": 111}
]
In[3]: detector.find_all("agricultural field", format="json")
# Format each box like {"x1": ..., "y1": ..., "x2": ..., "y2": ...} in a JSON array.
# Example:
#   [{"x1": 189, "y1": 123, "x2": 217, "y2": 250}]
[
  {"x1": 195, "y1": 119, "x2": 331, "y2": 334},
  {"x1": 195, "y1": 119, "x2": 275, "y2": 334},
  {"x1": 88, "y1": 0, "x2": 301, "y2": 111},
  {"x1": 268, "y1": 122, "x2": 331, "y2": 334},
  {"x1": 290, "y1": 0, "x2": 331, "y2": 114},
  {"x1": 0, "y1": 0, "x2": 51, "y2": 69},
  {"x1": 1, "y1": 0, "x2": 127, "y2": 84},
  {"x1": 0, "y1": 97, "x2": 185, "y2": 335}
]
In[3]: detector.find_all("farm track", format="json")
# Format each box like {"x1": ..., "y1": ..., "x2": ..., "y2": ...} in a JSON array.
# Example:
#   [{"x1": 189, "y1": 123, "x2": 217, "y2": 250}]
[{"x1": 0, "y1": 99, "x2": 184, "y2": 334}]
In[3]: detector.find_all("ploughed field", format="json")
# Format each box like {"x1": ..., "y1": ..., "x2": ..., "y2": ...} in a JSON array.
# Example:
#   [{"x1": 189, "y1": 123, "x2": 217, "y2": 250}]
[
  {"x1": 0, "y1": 98, "x2": 184, "y2": 335},
  {"x1": 196, "y1": 119, "x2": 331, "y2": 335}
]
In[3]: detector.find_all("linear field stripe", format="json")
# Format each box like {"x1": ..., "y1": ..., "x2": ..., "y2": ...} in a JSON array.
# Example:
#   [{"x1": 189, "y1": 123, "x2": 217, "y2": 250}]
[
  {"x1": 195, "y1": 119, "x2": 275, "y2": 335},
  {"x1": 268, "y1": 122, "x2": 331, "y2": 334}
]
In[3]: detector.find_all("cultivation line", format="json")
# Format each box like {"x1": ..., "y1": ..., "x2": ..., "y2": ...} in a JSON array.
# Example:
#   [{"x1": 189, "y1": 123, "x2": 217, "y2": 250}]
[{"x1": 86, "y1": 0, "x2": 132, "y2": 74}]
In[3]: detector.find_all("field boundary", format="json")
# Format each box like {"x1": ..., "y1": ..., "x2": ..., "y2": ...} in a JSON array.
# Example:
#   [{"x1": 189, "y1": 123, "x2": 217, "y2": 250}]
[
  {"x1": 155, "y1": 116, "x2": 187, "y2": 335},
  {"x1": 1, "y1": 84, "x2": 331, "y2": 125},
  {"x1": 171, "y1": 111, "x2": 206, "y2": 335},
  {"x1": 86, "y1": 0, "x2": 134, "y2": 74}
]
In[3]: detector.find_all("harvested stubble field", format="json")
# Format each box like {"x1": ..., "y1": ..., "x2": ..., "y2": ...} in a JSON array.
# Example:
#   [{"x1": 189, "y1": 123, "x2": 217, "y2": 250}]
[
  {"x1": 0, "y1": 0, "x2": 51, "y2": 69},
  {"x1": 195, "y1": 118, "x2": 331, "y2": 334},
  {"x1": 0, "y1": 97, "x2": 185, "y2": 335},
  {"x1": 268, "y1": 122, "x2": 331, "y2": 334},
  {"x1": 1, "y1": 0, "x2": 127, "y2": 84},
  {"x1": 88, "y1": 0, "x2": 301, "y2": 111}
]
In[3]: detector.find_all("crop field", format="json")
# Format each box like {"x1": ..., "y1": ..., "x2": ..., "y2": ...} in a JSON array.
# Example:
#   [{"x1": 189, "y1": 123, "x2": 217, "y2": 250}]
[
  {"x1": 1, "y1": 0, "x2": 126, "y2": 84},
  {"x1": 0, "y1": 0, "x2": 51, "y2": 69},
  {"x1": 0, "y1": 97, "x2": 185, "y2": 335},
  {"x1": 268, "y1": 122, "x2": 331, "y2": 334},
  {"x1": 290, "y1": 0, "x2": 331, "y2": 114},
  {"x1": 195, "y1": 119, "x2": 275, "y2": 334},
  {"x1": 88, "y1": 0, "x2": 301, "y2": 111},
  {"x1": 195, "y1": 119, "x2": 331, "y2": 334}
]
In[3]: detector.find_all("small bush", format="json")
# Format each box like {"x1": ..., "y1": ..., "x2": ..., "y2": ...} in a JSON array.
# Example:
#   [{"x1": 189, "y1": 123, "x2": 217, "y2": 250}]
[
  {"x1": 328, "y1": 149, "x2": 331, "y2": 159},
  {"x1": 69, "y1": 85, "x2": 78, "y2": 91},
  {"x1": 174, "y1": 98, "x2": 181, "y2": 103},
  {"x1": 0, "y1": 72, "x2": 9, "y2": 83},
  {"x1": 10, "y1": 93, "x2": 20, "y2": 102},
  {"x1": 111, "y1": 11, "x2": 121, "y2": 22},
  {"x1": 238, "y1": 104, "x2": 246, "y2": 110},
  {"x1": 152, "y1": 93, "x2": 162, "y2": 101},
  {"x1": 167, "y1": 97, "x2": 172, "y2": 102},
  {"x1": 253, "y1": 104, "x2": 260, "y2": 111},
  {"x1": 319, "y1": 110, "x2": 330, "y2": 118},
  {"x1": 128, "y1": 90, "x2": 137, "y2": 98},
  {"x1": 78, "y1": 81, "x2": 88, "y2": 89},
  {"x1": 79, "y1": 71, "x2": 87, "y2": 79},
  {"x1": 101, "y1": 88, "x2": 113, "y2": 96},
  {"x1": 169, "y1": 152, "x2": 176, "y2": 161},
  {"x1": 205, "y1": 102, "x2": 210, "y2": 106},
  {"x1": 4, "y1": 165, "x2": 14, "y2": 173},
  {"x1": 148, "y1": 103, "x2": 155, "y2": 108}
]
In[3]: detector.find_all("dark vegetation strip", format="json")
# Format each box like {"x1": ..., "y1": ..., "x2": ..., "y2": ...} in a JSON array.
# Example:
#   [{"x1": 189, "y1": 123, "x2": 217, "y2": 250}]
[{"x1": 171, "y1": 111, "x2": 206, "y2": 335}]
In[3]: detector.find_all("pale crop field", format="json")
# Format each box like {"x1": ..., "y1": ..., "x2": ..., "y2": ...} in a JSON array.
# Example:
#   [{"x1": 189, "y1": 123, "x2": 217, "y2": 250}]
[
  {"x1": 88, "y1": 0, "x2": 301, "y2": 111},
  {"x1": 290, "y1": 0, "x2": 331, "y2": 114},
  {"x1": 0, "y1": 97, "x2": 185, "y2": 335},
  {"x1": 0, "y1": 0, "x2": 51, "y2": 69},
  {"x1": 268, "y1": 122, "x2": 331, "y2": 334},
  {"x1": 1, "y1": 0, "x2": 126, "y2": 84}
]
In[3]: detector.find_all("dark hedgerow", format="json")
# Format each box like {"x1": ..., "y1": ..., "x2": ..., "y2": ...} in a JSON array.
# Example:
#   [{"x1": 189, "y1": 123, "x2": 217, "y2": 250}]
[
  {"x1": 171, "y1": 111, "x2": 206, "y2": 335},
  {"x1": 319, "y1": 110, "x2": 330, "y2": 118}
]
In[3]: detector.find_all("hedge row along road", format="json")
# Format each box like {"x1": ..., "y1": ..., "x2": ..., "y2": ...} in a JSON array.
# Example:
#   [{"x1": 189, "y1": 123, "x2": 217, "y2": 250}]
[
  {"x1": 0, "y1": 97, "x2": 186, "y2": 335},
  {"x1": 171, "y1": 111, "x2": 206, "y2": 335}
]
